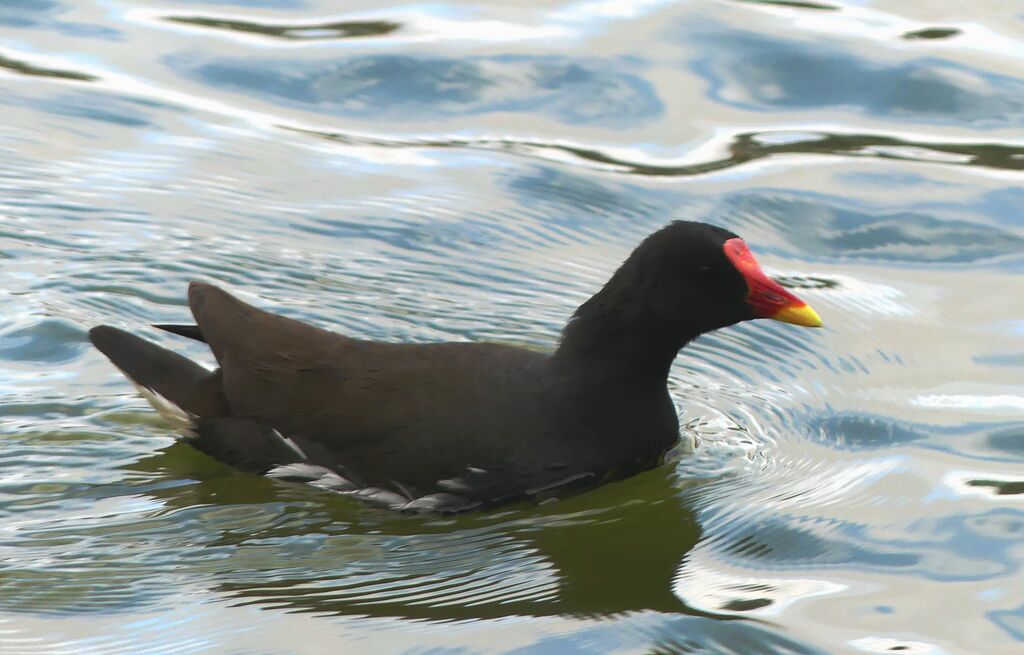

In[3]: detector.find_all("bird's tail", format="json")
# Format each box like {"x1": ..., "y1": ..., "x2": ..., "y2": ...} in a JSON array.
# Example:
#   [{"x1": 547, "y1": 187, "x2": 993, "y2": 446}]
[{"x1": 88, "y1": 326, "x2": 228, "y2": 425}]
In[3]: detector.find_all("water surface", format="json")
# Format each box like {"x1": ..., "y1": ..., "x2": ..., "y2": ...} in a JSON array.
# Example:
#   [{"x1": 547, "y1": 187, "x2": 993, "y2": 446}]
[{"x1": 2, "y1": 0, "x2": 1023, "y2": 653}]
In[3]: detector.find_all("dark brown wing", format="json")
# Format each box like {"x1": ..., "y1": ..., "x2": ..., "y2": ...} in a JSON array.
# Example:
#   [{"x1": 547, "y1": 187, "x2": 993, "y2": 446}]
[
  {"x1": 187, "y1": 281, "x2": 357, "y2": 424},
  {"x1": 185, "y1": 282, "x2": 551, "y2": 489}
]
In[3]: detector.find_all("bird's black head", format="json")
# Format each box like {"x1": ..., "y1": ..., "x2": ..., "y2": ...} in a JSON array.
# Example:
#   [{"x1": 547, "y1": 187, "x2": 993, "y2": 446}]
[{"x1": 557, "y1": 221, "x2": 820, "y2": 379}]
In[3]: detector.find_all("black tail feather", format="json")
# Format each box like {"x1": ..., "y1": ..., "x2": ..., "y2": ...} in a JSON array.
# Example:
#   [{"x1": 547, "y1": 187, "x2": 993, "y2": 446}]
[
  {"x1": 90, "y1": 325, "x2": 311, "y2": 475},
  {"x1": 89, "y1": 325, "x2": 227, "y2": 417},
  {"x1": 153, "y1": 324, "x2": 206, "y2": 343}
]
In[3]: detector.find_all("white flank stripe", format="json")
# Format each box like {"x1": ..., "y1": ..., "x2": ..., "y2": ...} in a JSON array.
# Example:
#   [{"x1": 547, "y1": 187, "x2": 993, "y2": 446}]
[{"x1": 272, "y1": 429, "x2": 309, "y2": 461}]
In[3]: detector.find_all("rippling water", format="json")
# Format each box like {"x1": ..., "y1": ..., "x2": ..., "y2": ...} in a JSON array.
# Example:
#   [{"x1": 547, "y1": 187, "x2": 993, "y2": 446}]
[{"x1": 2, "y1": 1, "x2": 1023, "y2": 653}]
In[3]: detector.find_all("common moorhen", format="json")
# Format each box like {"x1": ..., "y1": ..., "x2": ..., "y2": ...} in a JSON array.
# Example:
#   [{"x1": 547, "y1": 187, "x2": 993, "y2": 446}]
[{"x1": 90, "y1": 221, "x2": 821, "y2": 512}]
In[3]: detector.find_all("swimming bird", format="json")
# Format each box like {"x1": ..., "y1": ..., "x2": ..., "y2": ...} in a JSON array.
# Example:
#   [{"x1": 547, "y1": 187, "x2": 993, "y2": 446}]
[{"x1": 89, "y1": 221, "x2": 821, "y2": 512}]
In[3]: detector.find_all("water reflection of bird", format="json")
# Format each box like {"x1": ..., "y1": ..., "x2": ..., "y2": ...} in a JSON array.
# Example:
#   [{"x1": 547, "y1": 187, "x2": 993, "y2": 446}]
[
  {"x1": 126, "y1": 449, "x2": 705, "y2": 619},
  {"x1": 90, "y1": 221, "x2": 821, "y2": 512}
]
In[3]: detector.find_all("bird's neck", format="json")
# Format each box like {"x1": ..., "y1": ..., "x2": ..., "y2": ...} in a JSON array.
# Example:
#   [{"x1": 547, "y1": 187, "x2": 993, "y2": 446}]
[{"x1": 552, "y1": 287, "x2": 697, "y2": 388}]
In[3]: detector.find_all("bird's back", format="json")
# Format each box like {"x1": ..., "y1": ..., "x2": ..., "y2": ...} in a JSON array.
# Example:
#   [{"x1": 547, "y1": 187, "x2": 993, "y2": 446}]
[{"x1": 190, "y1": 283, "x2": 570, "y2": 493}]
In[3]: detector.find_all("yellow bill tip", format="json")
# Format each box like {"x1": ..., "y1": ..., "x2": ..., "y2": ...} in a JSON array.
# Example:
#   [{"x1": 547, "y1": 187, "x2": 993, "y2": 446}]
[{"x1": 770, "y1": 303, "x2": 823, "y2": 328}]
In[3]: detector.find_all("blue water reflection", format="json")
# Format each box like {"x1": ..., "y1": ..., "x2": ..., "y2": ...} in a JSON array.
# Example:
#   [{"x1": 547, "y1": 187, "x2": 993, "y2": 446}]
[
  {"x1": 716, "y1": 190, "x2": 1024, "y2": 263},
  {"x1": 694, "y1": 29, "x2": 1024, "y2": 125},
  {"x1": 182, "y1": 54, "x2": 663, "y2": 124},
  {"x1": 0, "y1": 0, "x2": 60, "y2": 28}
]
